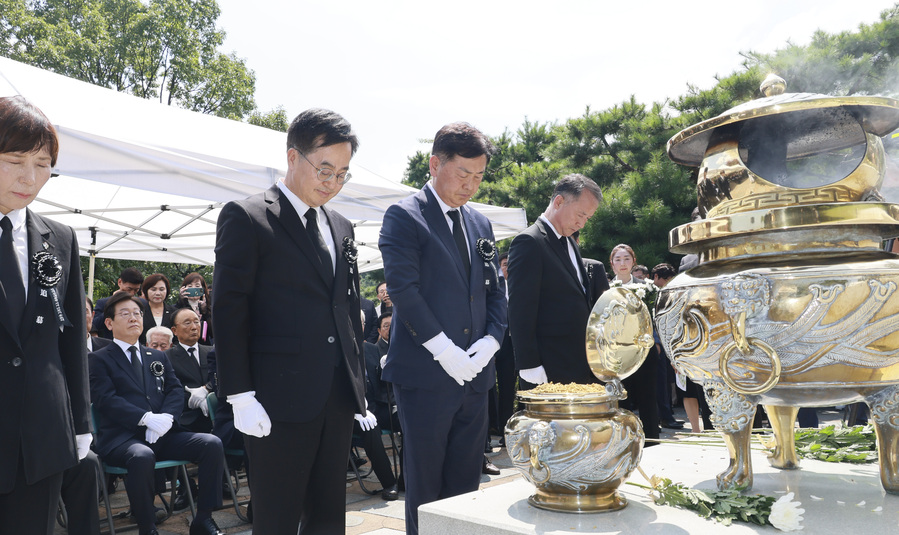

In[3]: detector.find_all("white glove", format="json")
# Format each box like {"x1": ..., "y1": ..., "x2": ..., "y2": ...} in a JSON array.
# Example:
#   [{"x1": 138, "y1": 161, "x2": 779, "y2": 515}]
[
  {"x1": 145, "y1": 428, "x2": 161, "y2": 444},
  {"x1": 467, "y1": 336, "x2": 500, "y2": 371},
  {"x1": 75, "y1": 433, "x2": 92, "y2": 460},
  {"x1": 520, "y1": 365, "x2": 549, "y2": 385},
  {"x1": 379, "y1": 354, "x2": 387, "y2": 369},
  {"x1": 424, "y1": 333, "x2": 479, "y2": 386},
  {"x1": 141, "y1": 412, "x2": 174, "y2": 437},
  {"x1": 228, "y1": 391, "x2": 272, "y2": 438},
  {"x1": 185, "y1": 385, "x2": 210, "y2": 416},
  {"x1": 354, "y1": 410, "x2": 378, "y2": 432}
]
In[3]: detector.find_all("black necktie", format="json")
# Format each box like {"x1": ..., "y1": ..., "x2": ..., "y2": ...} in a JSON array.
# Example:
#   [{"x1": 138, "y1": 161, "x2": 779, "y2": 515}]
[
  {"x1": 188, "y1": 346, "x2": 197, "y2": 364},
  {"x1": 304, "y1": 208, "x2": 333, "y2": 275},
  {"x1": 447, "y1": 210, "x2": 470, "y2": 273},
  {"x1": 1, "y1": 217, "x2": 25, "y2": 332},
  {"x1": 128, "y1": 346, "x2": 143, "y2": 385}
]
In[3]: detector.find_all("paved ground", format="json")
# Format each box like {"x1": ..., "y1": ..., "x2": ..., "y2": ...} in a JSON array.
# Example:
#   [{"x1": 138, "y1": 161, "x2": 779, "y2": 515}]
[{"x1": 61, "y1": 406, "x2": 848, "y2": 534}]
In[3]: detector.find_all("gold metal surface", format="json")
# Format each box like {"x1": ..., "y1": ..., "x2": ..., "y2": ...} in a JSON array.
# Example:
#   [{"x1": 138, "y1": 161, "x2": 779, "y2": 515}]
[
  {"x1": 668, "y1": 94, "x2": 899, "y2": 166},
  {"x1": 585, "y1": 287, "x2": 655, "y2": 382},
  {"x1": 658, "y1": 75, "x2": 899, "y2": 494}
]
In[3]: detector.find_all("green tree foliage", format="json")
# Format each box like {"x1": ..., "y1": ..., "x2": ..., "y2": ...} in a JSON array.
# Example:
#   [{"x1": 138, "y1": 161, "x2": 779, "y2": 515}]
[
  {"x1": 403, "y1": 4, "x2": 899, "y2": 270},
  {"x1": 248, "y1": 106, "x2": 290, "y2": 132},
  {"x1": 81, "y1": 258, "x2": 213, "y2": 303},
  {"x1": 0, "y1": 0, "x2": 256, "y2": 119}
]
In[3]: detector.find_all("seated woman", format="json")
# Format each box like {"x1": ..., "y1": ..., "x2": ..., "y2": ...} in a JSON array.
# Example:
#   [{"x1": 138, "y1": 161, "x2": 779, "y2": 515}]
[
  {"x1": 139, "y1": 273, "x2": 176, "y2": 345},
  {"x1": 174, "y1": 272, "x2": 213, "y2": 345}
]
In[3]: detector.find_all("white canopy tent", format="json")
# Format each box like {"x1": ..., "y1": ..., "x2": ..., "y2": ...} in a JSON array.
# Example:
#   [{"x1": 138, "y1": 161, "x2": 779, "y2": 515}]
[{"x1": 0, "y1": 56, "x2": 527, "y2": 291}]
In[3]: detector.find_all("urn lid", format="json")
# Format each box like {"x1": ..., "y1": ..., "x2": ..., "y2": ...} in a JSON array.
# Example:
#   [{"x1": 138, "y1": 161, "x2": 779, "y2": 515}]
[
  {"x1": 585, "y1": 287, "x2": 655, "y2": 383},
  {"x1": 667, "y1": 74, "x2": 899, "y2": 167}
]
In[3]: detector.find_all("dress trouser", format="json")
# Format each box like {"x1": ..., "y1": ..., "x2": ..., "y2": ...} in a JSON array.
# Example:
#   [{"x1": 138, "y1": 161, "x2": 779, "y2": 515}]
[
  {"x1": 394, "y1": 383, "x2": 488, "y2": 535},
  {"x1": 245, "y1": 369, "x2": 355, "y2": 535},
  {"x1": 61, "y1": 450, "x2": 101, "y2": 535},
  {"x1": 0, "y1": 451, "x2": 64, "y2": 535}
]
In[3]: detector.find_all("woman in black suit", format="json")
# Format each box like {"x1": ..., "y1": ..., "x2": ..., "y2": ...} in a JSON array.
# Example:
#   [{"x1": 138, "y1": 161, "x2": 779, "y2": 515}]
[
  {"x1": 139, "y1": 273, "x2": 175, "y2": 345},
  {"x1": 175, "y1": 272, "x2": 213, "y2": 344}
]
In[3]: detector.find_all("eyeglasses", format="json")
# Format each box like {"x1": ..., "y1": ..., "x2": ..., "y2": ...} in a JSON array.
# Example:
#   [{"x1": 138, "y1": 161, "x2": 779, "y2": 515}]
[
  {"x1": 292, "y1": 147, "x2": 352, "y2": 185},
  {"x1": 116, "y1": 310, "x2": 143, "y2": 320}
]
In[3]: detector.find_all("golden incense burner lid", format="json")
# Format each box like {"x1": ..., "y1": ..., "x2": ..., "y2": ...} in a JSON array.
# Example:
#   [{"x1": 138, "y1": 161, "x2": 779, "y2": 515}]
[
  {"x1": 585, "y1": 287, "x2": 655, "y2": 383},
  {"x1": 667, "y1": 75, "x2": 899, "y2": 167}
]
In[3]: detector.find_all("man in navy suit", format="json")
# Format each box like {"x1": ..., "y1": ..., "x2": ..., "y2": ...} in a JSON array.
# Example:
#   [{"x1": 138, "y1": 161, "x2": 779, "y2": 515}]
[
  {"x1": 379, "y1": 122, "x2": 507, "y2": 535},
  {"x1": 0, "y1": 96, "x2": 91, "y2": 535},
  {"x1": 89, "y1": 292, "x2": 224, "y2": 535}
]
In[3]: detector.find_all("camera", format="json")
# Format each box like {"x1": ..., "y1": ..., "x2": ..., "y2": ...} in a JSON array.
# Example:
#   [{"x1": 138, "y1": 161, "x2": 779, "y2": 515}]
[{"x1": 184, "y1": 287, "x2": 204, "y2": 298}]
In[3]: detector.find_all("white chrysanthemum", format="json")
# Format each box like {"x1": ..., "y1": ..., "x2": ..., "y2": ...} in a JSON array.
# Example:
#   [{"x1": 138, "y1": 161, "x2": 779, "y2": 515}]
[
  {"x1": 769, "y1": 492, "x2": 804, "y2": 532},
  {"x1": 636, "y1": 288, "x2": 646, "y2": 299}
]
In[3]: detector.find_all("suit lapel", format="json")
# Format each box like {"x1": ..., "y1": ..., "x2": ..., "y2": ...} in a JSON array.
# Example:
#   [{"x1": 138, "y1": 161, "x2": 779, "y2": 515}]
[
  {"x1": 568, "y1": 236, "x2": 590, "y2": 303},
  {"x1": 538, "y1": 219, "x2": 585, "y2": 293},
  {"x1": 109, "y1": 343, "x2": 145, "y2": 392},
  {"x1": 325, "y1": 207, "x2": 352, "y2": 299},
  {"x1": 265, "y1": 185, "x2": 333, "y2": 287},
  {"x1": 19, "y1": 211, "x2": 52, "y2": 340},
  {"x1": 421, "y1": 187, "x2": 469, "y2": 283}
]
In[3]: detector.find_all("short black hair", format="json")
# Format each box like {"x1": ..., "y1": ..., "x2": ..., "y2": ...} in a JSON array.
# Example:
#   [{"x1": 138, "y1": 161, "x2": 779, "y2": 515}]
[
  {"x1": 431, "y1": 122, "x2": 496, "y2": 164},
  {"x1": 171, "y1": 307, "x2": 199, "y2": 325},
  {"x1": 104, "y1": 290, "x2": 143, "y2": 320},
  {"x1": 376, "y1": 281, "x2": 387, "y2": 292},
  {"x1": 287, "y1": 108, "x2": 359, "y2": 156},
  {"x1": 651, "y1": 263, "x2": 677, "y2": 280},
  {"x1": 86, "y1": 296, "x2": 94, "y2": 310},
  {"x1": 552, "y1": 173, "x2": 602, "y2": 204},
  {"x1": 377, "y1": 311, "x2": 392, "y2": 329},
  {"x1": 119, "y1": 267, "x2": 144, "y2": 285},
  {"x1": 499, "y1": 252, "x2": 509, "y2": 263}
]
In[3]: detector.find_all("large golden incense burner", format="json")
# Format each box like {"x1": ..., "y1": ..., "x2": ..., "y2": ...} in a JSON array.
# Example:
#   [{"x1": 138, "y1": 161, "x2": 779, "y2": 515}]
[
  {"x1": 658, "y1": 74, "x2": 899, "y2": 492},
  {"x1": 504, "y1": 287, "x2": 654, "y2": 512}
]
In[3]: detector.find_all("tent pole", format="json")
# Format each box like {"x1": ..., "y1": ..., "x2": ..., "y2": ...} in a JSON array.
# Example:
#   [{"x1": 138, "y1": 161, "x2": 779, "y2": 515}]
[{"x1": 87, "y1": 254, "x2": 95, "y2": 300}]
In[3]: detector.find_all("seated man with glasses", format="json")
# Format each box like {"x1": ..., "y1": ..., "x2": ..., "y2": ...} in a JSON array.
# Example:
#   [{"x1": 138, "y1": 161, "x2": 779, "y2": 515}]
[{"x1": 89, "y1": 291, "x2": 225, "y2": 535}]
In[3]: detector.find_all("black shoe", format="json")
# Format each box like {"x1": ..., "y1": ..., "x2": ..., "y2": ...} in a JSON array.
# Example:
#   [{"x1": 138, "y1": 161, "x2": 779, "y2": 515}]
[
  {"x1": 382, "y1": 484, "x2": 399, "y2": 501},
  {"x1": 662, "y1": 420, "x2": 685, "y2": 429},
  {"x1": 246, "y1": 500, "x2": 253, "y2": 523},
  {"x1": 482, "y1": 458, "x2": 501, "y2": 475},
  {"x1": 189, "y1": 516, "x2": 224, "y2": 535}
]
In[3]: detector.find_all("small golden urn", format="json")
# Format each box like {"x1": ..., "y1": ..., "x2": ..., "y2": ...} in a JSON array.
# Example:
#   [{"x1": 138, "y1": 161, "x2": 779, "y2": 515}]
[
  {"x1": 504, "y1": 287, "x2": 654, "y2": 512},
  {"x1": 659, "y1": 74, "x2": 899, "y2": 492}
]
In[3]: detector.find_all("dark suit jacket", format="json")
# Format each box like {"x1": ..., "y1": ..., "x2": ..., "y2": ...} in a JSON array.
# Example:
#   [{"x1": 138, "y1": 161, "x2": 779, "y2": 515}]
[
  {"x1": 363, "y1": 339, "x2": 391, "y2": 424},
  {"x1": 583, "y1": 258, "x2": 611, "y2": 306},
  {"x1": 0, "y1": 210, "x2": 89, "y2": 491},
  {"x1": 92, "y1": 296, "x2": 112, "y2": 339},
  {"x1": 88, "y1": 335, "x2": 112, "y2": 353},
  {"x1": 166, "y1": 343, "x2": 213, "y2": 429},
  {"x1": 89, "y1": 343, "x2": 185, "y2": 458},
  {"x1": 379, "y1": 185, "x2": 507, "y2": 391},
  {"x1": 508, "y1": 218, "x2": 598, "y2": 384},
  {"x1": 139, "y1": 300, "x2": 176, "y2": 345},
  {"x1": 212, "y1": 184, "x2": 365, "y2": 422},
  {"x1": 361, "y1": 297, "x2": 378, "y2": 343}
]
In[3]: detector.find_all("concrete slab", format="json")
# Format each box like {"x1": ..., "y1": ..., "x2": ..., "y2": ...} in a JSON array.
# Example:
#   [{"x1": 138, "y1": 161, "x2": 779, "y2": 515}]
[{"x1": 419, "y1": 441, "x2": 899, "y2": 534}]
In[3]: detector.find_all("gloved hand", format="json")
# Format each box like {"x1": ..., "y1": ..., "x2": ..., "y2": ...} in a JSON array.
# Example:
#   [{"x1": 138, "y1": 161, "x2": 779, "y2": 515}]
[
  {"x1": 354, "y1": 410, "x2": 378, "y2": 432},
  {"x1": 75, "y1": 433, "x2": 92, "y2": 460},
  {"x1": 145, "y1": 428, "x2": 161, "y2": 444},
  {"x1": 379, "y1": 354, "x2": 387, "y2": 369},
  {"x1": 520, "y1": 365, "x2": 548, "y2": 385},
  {"x1": 228, "y1": 391, "x2": 272, "y2": 438},
  {"x1": 467, "y1": 335, "x2": 500, "y2": 372},
  {"x1": 141, "y1": 412, "x2": 174, "y2": 437},
  {"x1": 424, "y1": 332, "x2": 479, "y2": 385},
  {"x1": 185, "y1": 385, "x2": 209, "y2": 416}
]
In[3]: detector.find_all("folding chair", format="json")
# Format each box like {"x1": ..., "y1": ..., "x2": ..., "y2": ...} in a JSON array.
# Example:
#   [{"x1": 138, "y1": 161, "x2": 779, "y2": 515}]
[
  {"x1": 206, "y1": 392, "x2": 251, "y2": 522},
  {"x1": 91, "y1": 405, "x2": 196, "y2": 534}
]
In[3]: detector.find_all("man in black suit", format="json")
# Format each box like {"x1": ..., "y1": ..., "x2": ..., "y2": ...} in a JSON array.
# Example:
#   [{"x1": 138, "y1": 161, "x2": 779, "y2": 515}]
[
  {"x1": 379, "y1": 122, "x2": 507, "y2": 535},
  {"x1": 213, "y1": 108, "x2": 366, "y2": 535},
  {"x1": 508, "y1": 174, "x2": 603, "y2": 386},
  {"x1": 92, "y1": 267, "x2": 143, "y2": 339},
  {"x1": 167, "y1": 308, "x2": 214, "y2": 433},
  {"x1": 89, "y1": 292, "x2": 224, "y2": 535},
  {"x1": 87, "y1": 296, "x2": 112, "y2": 353},
  {"x1": 361, "y1": 295, "x2": 379, "y2": 343},
  {"x1": 364, "y1": 312, "x2": 394, "y2": 427},
  {"x1": 0, "y1": 96, "x2": 92, "y2": 535}
]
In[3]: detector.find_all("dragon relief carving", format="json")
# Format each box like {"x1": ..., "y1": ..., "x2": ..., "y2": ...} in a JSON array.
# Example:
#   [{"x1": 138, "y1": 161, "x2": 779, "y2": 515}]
[
  {"x1": 656, "y1": 277, "x2": 899, "y2": 381},
  {"x1": 506, "y1": 420, "x2": 642, "y2": 491}
]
